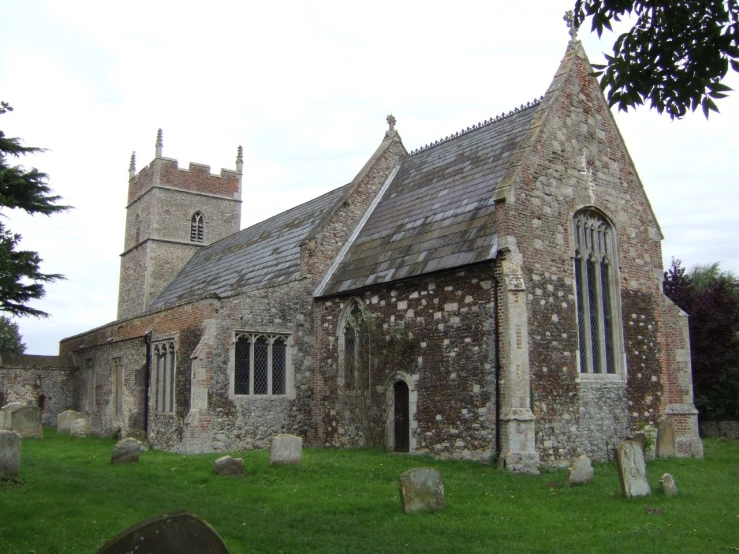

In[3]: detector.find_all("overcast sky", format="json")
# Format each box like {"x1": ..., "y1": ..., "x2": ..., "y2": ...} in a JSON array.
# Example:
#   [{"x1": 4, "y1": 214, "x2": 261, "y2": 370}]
[{"x1": 1, "y1": 1, "x2": 737, "y2": 355}]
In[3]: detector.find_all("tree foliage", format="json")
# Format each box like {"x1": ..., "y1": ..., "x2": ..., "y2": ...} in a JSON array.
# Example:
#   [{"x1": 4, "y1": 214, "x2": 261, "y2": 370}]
[
  {"x1": 574, "y1": 0, "x2": 739, "y2": 119},
  {"x1": 0, "y1": 315, "x2": 26, "y2": 354},
  {"x1": 664, "y1": 260, "x2": 739, "y2": 419},
  {"x1": 0, "y1": 101, "x2": 70, "y2": 318}
]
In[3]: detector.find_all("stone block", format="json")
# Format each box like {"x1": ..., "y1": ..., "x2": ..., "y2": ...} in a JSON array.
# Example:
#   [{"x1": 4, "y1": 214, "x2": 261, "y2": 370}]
[
  {"x1": 12, "y1": 406, "x2": 43, "y2": 438},
  {"x1": 111, "y1": 438, "x2": 142, "y2": 465},
  {"x1": 213, "y1": 455, "x2": 244, "y2": 476},
  {"x1": 70, "y1": 418, "x2": 91, "y2": 437},
  {"x1": 659, "y1": 473, "x2": 678, "y2": 497},
  {"x1": 269, "y1": 434, "x2": 302, "y2": 465},
  {"x1": 655, "y1": 420, "x2": 676, "y2": 458},
  {"x1": 566, "y1": 455, "x2": 593, "y2": 486},
  {"x1": 0, "y1": 430, "x2": 21, "y2": 480},
  {"x1": 57, "y1": 410, "x2": 82, "y2": 434},
  {"x1": 398, "y1": 467, "x2": 445, "y2": 513},
  {"x1": 616, "y1": 440, "x2": 650, "y2": 498}
]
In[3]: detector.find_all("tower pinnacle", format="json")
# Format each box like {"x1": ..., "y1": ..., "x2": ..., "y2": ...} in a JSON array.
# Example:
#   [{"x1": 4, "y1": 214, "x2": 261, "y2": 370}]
[
  {"x1": 129, "y1": 151, "x2": 136, "y2": 179},
  {"x1": 236, "y1": 145, "x2": 244, "y2": 173},
  {"x1": 155, "y1": 128, "x2": 163, "y2": 158}
]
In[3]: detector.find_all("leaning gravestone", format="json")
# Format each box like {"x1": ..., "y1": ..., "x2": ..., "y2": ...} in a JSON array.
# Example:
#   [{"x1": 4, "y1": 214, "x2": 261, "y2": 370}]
[
  {"x1": 96, "y1": 510, "x2": 229, "y2": 554},
  {"x1": 213, "y1": 455, "x2": 244, "y2": 476},
  {"x1": 111, "y1": 438, "x2": 141, "y2": 465},
  {"x1": 659, "y1": 473, "x2": 678, "y2": 497},
  {"x1": 1, "y1": 402, "x2": 25, "y2": 430},
  {"x1": 12, "y1": 406, "x2": 43, "y2": 438},
  {"x1": 57, "y1": 410, "x2": 82, "y2": 434},
  {"x1": 566, "y1": 455, "x2": 593, "y2": 487},
  {"x1": 655, "y1": 420, "x2": 677, "y2": 458},
  {"x1": 398, "y1": 467, "x2": 445, "y2": 513},
  {"x1": 70, "y1": 418, "x2": 91, "y2": 437},
  {"x1": 269, "y1": 434, "x2": 302, "y2": 465},
  {"x1": 0, "y1": 430, "x2": 21, "y2": 480},
  {"x1": 616, "y1": 440, "x2": 651, "y2": 498}
]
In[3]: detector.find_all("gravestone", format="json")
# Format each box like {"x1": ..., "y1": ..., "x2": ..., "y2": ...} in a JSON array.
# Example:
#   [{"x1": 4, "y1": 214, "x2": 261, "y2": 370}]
[
  {"x1": 630, "y1": 431, "x2": 647, "y2": 450},
  {"x1": 616, "y1": 440, "x2": 651, "y2": 498},
  {"x1": 70, "y1": 418, "x2": 91, "y2": 437},
  {"x1": 659, "y1": 473, "x2": 678, "y2": 497},
  {"x1": 566, "y1": 455, "x2": 593, "y2": 487},
  {"x1": 213, "y1": 455, "x2": 244, "y2": 476},
  {"x1": 12, "y1": 406, "x2": 43, "y2": 438},
  {"x1": 1, "y1": 402, "x2": 25, "y2": 430},
  {"x1": 96, "y1": 510, "x2": 229, "y2": 554},
  {"x1": 58, "y1": 410, "x2": 82, "y2": 434},
  {"x1": 655, "y1": 420, "x2": 676, "y2": 458},
  {"x1": 0, "y1": 430, "x2": 21, "y2": 480},
  {"x1": 269, "y1": 434, "x2": 302, "y2": 465},
  {"x1": 111, "y1": 438, "x2": 141, "y2": 465},
  {"x1": 398, "y1": 467, "x2": 445, "y2": 513}
]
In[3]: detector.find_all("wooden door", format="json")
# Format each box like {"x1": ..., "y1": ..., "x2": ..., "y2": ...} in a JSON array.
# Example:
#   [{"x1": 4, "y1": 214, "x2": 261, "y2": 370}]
[{"x1": 394, "y1": 381, "x2": 409, "y2": 452}]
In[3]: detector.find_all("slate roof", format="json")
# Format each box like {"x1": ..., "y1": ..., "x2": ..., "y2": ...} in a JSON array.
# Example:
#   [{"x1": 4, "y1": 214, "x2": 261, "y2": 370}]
[
  {"x1": 149, "y1": 184, "x2": 350, "y2": 309},
  {"x1": 318, "y1": 104, "x2": 539, "y2": 296}
]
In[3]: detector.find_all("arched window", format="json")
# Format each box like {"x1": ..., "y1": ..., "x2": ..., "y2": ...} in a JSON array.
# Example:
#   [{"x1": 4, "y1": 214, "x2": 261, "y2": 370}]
[
  {"x1": 190, "y1": 211, "x2": 205, "y2": 243},
  {"x1": 573, "y1": 210, "x2": 621, "y2": 374},
  {"x1": 152, "y1": 340, "x2": 176, "y2": 413},
  {"x1": 339, "y1": 300, "x2": 366, "y2": 391},
  {"x1": 234, "y1": 333, "x2": 290, "y2": 396}
]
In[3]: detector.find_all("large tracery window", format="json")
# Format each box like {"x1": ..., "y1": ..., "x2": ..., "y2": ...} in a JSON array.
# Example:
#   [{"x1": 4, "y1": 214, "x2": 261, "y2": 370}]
[
  {"x1": 234, "y1": 333, "x2": 288, "y2": 396},
  {"x1": 573, "y1": 210, "x2": 621, "y2": 375},
  {"x1": 152, "y1": 340, "x2": 176, "y2": 413},
  {"x1": 190, "y1": 211, "x2": 205, "y2": 243},
  {"x1": 339, "y1": 300, "x2": 369, "y2": 391}
]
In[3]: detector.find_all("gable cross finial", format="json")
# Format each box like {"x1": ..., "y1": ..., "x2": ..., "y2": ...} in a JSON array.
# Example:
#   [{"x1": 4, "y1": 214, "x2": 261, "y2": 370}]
[
  {"x1": 155, "y1": 128, "x2": 163, "y2": 157},
  {"x1": 563, "y1": 10, "x2": 578, "y2": 42},
  {"x1": 129, "y1": 151, "x2": 136, "y2": 179},
  {"x1": 386, "y1": 114, "x2": 396, "y2": 131}
]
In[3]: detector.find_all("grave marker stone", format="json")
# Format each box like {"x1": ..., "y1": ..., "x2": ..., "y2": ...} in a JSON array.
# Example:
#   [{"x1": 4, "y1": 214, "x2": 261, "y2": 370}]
[
  {"x1": 655, "y1": 420, "x2": 677, "y2": 457},
  {"x1": 58, "y1": 410, "x2": 82, "y2": 434},
  {"x1": 96, "y1": 510, "x2": 229, "y2": 554},
  {"x1": 70, "y1": 418, "x2": 91, "y2": 437},
  {"x1": 111, "y1": 438, "x2": 141, "y2": 465},
  {"x1": 269, "y1": 434, "x2": 302, "y2": 465},
  {"x1": 0, "y1": 430, "x2": 21, "y2": 480},
  {"x1": 659, "y1": 473, "x2": 678, "y2": 497},
  {"x1": 566, "y1": 455, "x2": 593, "y2": 486},
  {"x1": 616, "y1": 440, "x2": 651, "y2": 498},
  {"x1": 213, "y1": 455, "x2": 244, "y2": 476},
  {"x1": 398, "y1": 467, "x2": 445, "y2": 513},
  {"x1": 1, "y1": 402, "x2": 25, "y2": 430},
  {"x1": 12, "y1": 406, "x2": 43, "y2": 438}
]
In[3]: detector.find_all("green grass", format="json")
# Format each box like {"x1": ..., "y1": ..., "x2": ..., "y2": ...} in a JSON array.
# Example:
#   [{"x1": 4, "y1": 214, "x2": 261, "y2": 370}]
[{"x1": 1, "y1": 429, "x2": 737, "y2": 553}]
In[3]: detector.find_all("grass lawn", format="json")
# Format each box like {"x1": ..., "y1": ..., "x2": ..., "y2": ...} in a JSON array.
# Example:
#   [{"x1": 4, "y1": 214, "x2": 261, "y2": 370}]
[{"x1": 1, "y1": 429, "x2": 737, "y2": 553}]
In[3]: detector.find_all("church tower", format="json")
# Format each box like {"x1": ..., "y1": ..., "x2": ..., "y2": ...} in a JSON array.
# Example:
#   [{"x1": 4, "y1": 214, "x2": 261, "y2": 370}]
[{"x1": 117, "y1": 130, "x2": 243, "y2": 319}]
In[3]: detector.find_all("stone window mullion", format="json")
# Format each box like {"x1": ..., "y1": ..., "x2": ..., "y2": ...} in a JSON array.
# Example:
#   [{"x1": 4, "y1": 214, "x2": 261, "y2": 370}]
[
  {"x1": 267, "y1": 336, "x2": 274, "y2": 397},
  {"x1": 249, "y1": 335, "x2": 255, "y2": 395}
]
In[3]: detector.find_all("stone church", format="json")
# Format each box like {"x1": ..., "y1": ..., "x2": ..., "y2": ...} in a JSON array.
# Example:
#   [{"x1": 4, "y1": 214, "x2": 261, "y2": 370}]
[{"x1": 53, "y1": 39, "x2": 703, "y2": 471}]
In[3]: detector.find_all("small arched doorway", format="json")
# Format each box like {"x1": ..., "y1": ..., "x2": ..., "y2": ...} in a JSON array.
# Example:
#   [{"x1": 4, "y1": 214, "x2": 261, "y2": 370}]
[{"x1": 394, "y1": 380, "x2": 410, "y2": 452}]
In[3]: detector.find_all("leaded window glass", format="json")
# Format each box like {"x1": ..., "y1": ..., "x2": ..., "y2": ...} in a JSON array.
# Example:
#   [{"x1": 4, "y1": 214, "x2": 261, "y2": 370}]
[
  {"x1": 190, "y1": 211, "x2": 204, "y2": 243},
  {"x1": 573, "y1": 210, "x2": 620, "y2": 374},
  {"x1": 233, "y1": 333, "x2": 290, "y2": 396},
  {"x1": 152, "y1": 340, "x2": 176, "y2": 413}
]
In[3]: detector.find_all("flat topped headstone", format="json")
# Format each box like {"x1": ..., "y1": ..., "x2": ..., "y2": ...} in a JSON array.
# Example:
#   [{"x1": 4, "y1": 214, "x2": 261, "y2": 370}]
[
  {"x1": 111, "y1": 438, "x2": 141, "y2": 465},
  {"x1": 96, "y1": 510, "x2": 229, "y2": 554},
  {"x1": 270, "y1": 434, "x2": 302, "y2": 465},
  {"x1": 213, "y1": 455, "x2": 244, "y2": 476},
  {"x1": 655, "y1": 420, "x2": 676, "y2": 458},
  {"x1": 660, "y1": 473, "x2": 678, "y2": 497},
  {"x1": 58, "y1": 410, "x2": 82, "y2": 434},
  {"x1": 0, "y1": 430, "x2": 21, "y2": 480},
  {"x1": 70, "y1": 418, "x2": 91, "y2": 437},
  {"x1": 1, "y1": 403, "x2": 25, "y2": 430},
  {"x1": 616, "y1": 440, "x2": 651, "y2": 498},
  {"x1": 566, "y1": 455, "x2": 593, "y2": 487},
  {"x1": 12, "y1": 406, "x2": 42, "y2": 438},
  {"x1": 398, "y1": 467, "x2": 445, "y2": 513}
]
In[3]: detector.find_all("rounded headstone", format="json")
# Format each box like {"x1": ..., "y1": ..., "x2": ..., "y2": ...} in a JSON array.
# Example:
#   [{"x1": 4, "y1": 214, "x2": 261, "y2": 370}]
[
  {"x1": 566, "y1": 455, "x2": 593, "y2": 486},
  {"x1": 398, "y1": 467, "x2": 445, "y2": 513},
  {"x1": 70, "y1": 418, "x2": 91, "y2": 437},
  {"x1": 213, "y1": 455, "x2": 244, "y2": 476},
  {"x1": 659, "y1": 473, "x2": 678, "y2": 497},
  {"x1": 57, "y1": 410, "x2": 81, "y2": 434}
]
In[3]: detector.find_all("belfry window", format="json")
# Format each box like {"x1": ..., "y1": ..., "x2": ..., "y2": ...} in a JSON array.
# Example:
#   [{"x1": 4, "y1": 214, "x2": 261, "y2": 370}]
[
  {"x1": 190, "y1": 211, "x2": 204, "y2": 243},
  {"x1": 234, "y1": 333, "x2": 289, "y2": 396},
  {"x1": 573, "y1": 210, "x2": 621, "y2": 375}
]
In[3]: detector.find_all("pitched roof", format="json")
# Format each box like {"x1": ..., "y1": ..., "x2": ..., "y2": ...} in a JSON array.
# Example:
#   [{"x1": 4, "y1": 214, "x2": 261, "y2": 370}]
[
  {"x1": 149, "y1": 184, "x2": 350, "y2": 309},
  {"x1": 317, "y1": 103, "x2": 539, "y2": 296}
]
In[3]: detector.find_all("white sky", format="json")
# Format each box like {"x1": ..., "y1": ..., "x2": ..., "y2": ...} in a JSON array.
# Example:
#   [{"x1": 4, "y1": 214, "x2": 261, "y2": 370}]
[{"x1": 1, "y1": 1, "x2": 737, "y2": 354}]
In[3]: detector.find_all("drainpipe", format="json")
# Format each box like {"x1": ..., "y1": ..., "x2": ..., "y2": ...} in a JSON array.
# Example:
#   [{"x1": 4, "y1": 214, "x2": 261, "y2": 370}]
[
  {"x1": 494, "y1": 277, "x2": 501, "y2": 456},
  {"x1": 144, "y1": 330, "x2": 152, "y2": 433}
]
